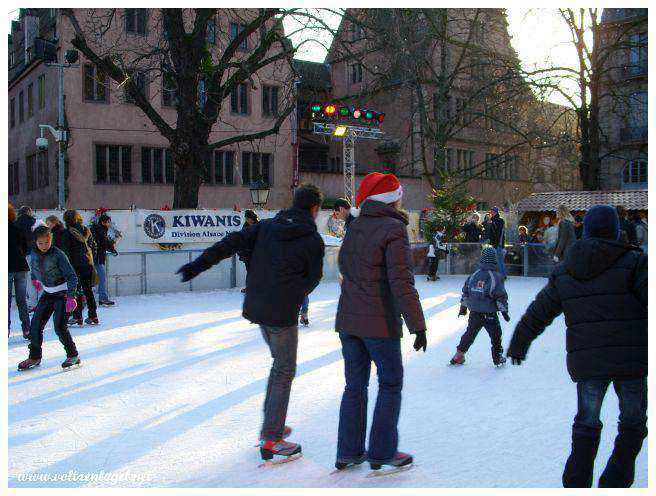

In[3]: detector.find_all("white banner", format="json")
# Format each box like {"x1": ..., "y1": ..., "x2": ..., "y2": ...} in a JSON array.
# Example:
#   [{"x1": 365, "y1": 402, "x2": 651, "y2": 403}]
[{"x1": 137, "y1": 210, "x2": 245, "y2": 243}]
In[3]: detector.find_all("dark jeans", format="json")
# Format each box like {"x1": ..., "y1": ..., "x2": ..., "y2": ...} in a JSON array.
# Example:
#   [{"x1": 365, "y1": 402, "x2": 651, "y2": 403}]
[
  {"x1": 457, "y1": 312, "x2": 503, "y2": 357},
  {"x1": 563, "y1": 377, "x2": 647, "y2": 488},
  {"x1": 73, "y1": 269, "x2": 97, "y2": 320},
  {"x1": 9, "y1": 271, "x2": 30, "y2": 334},
  {"x1": 300, "y1": 296, "x2": 309, "y2": 316},
  {"x1": 337, "y1": 332, "x2": 403, "y2": 463},
  {"x1": 28, "y1": 291, "x2": 78, "y2": 360},
  {"x1": 259, "y1": 325, "x2": 298, "y2": 441},
  {"x1": 427, "y1": 257, "x2": 439, "y2": 278}
]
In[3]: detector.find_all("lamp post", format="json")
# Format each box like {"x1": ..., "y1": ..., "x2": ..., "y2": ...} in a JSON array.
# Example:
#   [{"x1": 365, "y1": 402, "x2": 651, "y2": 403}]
[{"x1": 249, "y1": 179, "x2": 271, "y2": 208}]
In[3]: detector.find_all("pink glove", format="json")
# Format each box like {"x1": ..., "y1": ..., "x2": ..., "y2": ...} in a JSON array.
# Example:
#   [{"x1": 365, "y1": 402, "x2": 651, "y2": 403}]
[
  {"x1": 65, "y1": 297, "x2": 78, "y2": 313},
  {"x1": 32, "y1": 280, "x2": 43, "y2": 292}
]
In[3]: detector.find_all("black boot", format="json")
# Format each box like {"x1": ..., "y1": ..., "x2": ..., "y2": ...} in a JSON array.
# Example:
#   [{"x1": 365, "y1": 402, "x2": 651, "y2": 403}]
[
  {"x1": 562, "y1": 431, "x2": 601, "y2": 488},
  {"x1": 598, "y1": 426, "x2": 646, "y2": 488}
]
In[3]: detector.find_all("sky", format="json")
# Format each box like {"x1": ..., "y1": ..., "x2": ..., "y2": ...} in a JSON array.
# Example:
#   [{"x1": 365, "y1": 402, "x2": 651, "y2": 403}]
[{"x1": 9, "y1": 8, "x2": 581, "y2": 106}]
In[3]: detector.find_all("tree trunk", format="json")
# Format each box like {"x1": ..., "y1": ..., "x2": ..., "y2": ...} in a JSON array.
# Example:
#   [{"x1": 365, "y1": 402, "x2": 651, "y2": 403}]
[{"x1": 172, "y1": 144, "x2": 204, "y2": 209}]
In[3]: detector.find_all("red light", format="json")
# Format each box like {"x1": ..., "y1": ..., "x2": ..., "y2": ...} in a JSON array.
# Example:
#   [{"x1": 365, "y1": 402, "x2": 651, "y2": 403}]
[
  {"x1": 377, "y1": 113, "x2": 385, "y2": 123},
  {"x1": 353, "y1": 108, "x2": 362, "y2": 119},
  {"x1": 325, "y1": 104, "x2": 336, "y2": 116}
]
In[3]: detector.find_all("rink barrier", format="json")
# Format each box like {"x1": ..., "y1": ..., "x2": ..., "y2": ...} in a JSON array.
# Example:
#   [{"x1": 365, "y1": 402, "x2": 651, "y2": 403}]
[
  {"x1": 105, "y1": 246, "x2": 341, "y2": 297},
  {"x1": 442, "y1": 242, "x2": 556, "y2": 277}
]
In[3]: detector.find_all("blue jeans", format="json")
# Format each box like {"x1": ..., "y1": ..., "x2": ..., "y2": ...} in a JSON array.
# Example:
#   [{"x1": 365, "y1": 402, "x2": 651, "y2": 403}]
[
  {"x1": 563, "y1": 378, "x2": 647, "y2": 488},
  {"x1": 300, "y1": 296, "x2": 309, "y2": 316},
  {"x1": 9, "y1": 271, "x2": 30, "y2": 334},
  {"x1": 495, "y1": 247, "x2": 506, "y2": 277},
  {"x1": 337, "y1": 332, "x2": 403, "y2": 463},
  {"x1": 95, "y1": 263, "x2": 109, "y2": 301}
]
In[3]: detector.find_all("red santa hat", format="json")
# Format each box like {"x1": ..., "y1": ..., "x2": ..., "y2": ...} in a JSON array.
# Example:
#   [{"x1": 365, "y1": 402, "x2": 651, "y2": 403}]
[{"x1": 355, "y1": 172, "x2": 403, "y2": 208}]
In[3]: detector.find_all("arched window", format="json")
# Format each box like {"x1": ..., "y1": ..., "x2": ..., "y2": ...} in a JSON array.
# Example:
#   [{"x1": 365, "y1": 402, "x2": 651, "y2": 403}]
[{"x1": 623, "y1": 158, "x2": 647, "y2": 186}]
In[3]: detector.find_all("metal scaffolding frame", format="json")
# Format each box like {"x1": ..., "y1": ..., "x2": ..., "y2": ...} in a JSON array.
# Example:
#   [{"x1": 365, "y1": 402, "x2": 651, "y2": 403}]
[{"x1": 312, "y1": 122, "x2": 384, "y2": 204}]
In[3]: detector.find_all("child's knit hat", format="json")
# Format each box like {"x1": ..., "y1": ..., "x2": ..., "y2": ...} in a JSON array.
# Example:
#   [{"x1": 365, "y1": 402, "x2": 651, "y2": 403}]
[{"x1": 480, "y1": 247, "x2": 498, "y2": 265}]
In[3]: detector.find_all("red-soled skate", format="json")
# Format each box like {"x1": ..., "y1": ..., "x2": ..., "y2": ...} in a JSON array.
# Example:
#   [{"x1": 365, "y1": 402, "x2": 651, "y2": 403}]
[{"x1": 259, "y1": 439, "x2": 302, "y2": 467}]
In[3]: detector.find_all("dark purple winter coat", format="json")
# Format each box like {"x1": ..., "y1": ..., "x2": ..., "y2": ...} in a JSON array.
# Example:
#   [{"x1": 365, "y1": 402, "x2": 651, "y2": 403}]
[{"x1": 335, "y1": 200, "x2": 426, "y2": 339}]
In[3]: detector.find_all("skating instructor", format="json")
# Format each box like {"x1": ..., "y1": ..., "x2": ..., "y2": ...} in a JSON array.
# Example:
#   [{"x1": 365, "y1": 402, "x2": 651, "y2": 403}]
[
  {"x1": 334, "y1": 172, "x2": 427, "y2": 472},
  {"x1": 176, "y1": 184, "x2": 325, "y2": 463}
]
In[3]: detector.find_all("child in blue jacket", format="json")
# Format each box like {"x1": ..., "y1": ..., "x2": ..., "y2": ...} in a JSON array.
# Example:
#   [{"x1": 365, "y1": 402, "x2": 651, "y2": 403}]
[{"x1": 451, "y1": 247, "x2": 509, "y2": 366}]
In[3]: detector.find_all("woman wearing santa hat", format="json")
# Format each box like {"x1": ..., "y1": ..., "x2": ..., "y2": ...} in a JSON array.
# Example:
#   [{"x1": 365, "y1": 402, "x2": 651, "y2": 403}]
[{"x1": 333, "y1": 172, "x2": 427, "y2": 472}]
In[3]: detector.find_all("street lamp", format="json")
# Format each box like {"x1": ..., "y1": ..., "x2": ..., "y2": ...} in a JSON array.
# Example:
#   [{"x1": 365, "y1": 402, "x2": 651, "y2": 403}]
[{"x1": 249, "y1": 179, "x2": 270, "y2": 208}]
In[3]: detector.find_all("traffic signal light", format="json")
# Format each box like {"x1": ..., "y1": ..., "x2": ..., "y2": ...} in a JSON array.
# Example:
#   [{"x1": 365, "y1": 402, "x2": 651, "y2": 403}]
[
  {"x1": 310, "y1": 104, "x2": 322, "y2": 113},
  {"x1": 353, "y1": 108, "x2": 362, "y2": 119},
  {"x1": 339, "y1": 106, "x2": 350, "y2": 116},
  {"x1": 324, "y1": 104, "x2": 337, "y2": 116}
]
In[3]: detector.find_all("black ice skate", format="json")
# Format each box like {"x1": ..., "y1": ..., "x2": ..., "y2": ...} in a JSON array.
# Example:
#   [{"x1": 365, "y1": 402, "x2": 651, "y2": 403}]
[
  {"x1": 85, "y1": 317, "x2": 99, "y2": 326},
  {"x1": 334, "y1": 453, "x2": 367, "y2": 471},
  {"x1": 493, "y1": 352, "x2": 507, "y2": 367},
  {"x1": 368, "y1": 452, "x2": 414, "y2": 477},
  {"x1": 18, "y1": 358, "x2": 41, "y2": 371},
  {"x1": 449, "y1": 350, "x2": 466, "y2": 366},
  {"x1": 98, "y1": 300, "x2": 115, "y2": 307},
  {"x1": 300, "y1": 315, "x2": 309, "y2": 327},
  {"x1": 62, "y1": 356, "x2": 81, "y2": 371}
]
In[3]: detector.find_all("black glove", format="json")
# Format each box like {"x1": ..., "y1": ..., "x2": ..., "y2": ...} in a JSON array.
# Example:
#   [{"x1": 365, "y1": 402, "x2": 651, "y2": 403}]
[
  {"x1": 458, "y1": 305, "x2": 467, "y2": 317},
  {"x1": 413, "y1": 331, "x2": 427, "y2": 352},
  {"x1": 502, "y1": 312, "x2": 510, "y2": 322},
  {"x1": 176, "y1": 262, "x2": 201, "y2": 282}
]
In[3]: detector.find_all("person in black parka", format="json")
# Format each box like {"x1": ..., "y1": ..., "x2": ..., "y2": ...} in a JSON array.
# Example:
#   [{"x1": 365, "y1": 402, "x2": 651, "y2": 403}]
[
  {"x1": 61, "y1": 210, "x2": 99, "y2": 325},
  {"x1": 177, "y1": 184, "x2": 325, "y2": 461},
  {"x1": 9, "y1": 203, "x2": 31, "y2": 338},
  {"x1": 237, "y1": 209, "x2": 259, "y2": 293},
  {"x1": 507, "y1": 205, "x2": 647, "y2": 488}
]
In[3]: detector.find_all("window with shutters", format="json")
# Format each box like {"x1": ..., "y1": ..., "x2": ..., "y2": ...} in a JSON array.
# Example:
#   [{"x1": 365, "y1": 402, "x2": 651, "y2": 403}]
[
  {"x1": 19, "y1": 91, "x2": 24, "y2": 123},
  {"x1": 165, "y1": 149, "x2": 174, "y2": 183},
  {"x1": 37, "y1": 150, "x2": 49, "y2": 188},
  {"x1": 84, "y1": 64, "x2": 108, "y2": 103},
  {"x1": 262, "y1": 85, "x2": 279, "y2": 117},
  {"x1": 9, "y1": 162, "x2": 20, "y2": 196},
  {"x1": 241, "y1": 152, "x2": 272, "y2": 186},
  {"x1": 141, "y1": 147, "x2": 172, "y2": 184},
  {"x1": 124, "y1": 71, "x2": 147, "y2": 104},
  {"x1": 26, "y1": 154, "x2": 36, "y2": 191},
  {"x1": 231, "y1": 83, "x2": 249, "y2": 115},
  {"x1": 213, "y1": 151, "x2": 235, "y2": 185},
  {"x1": 206, "y1": 17, "x2": 216, "y2": 45},
  {"x1": 37, "y1": 75, "x2": 46, "y2": 109},
  {"x1": 162, "y1": 72, "x2": 178, "y2": 107},
  {"x1": 27, "y1": 83, "x2": 34, "y2": 118},
  {"x1": 95, "y1": 144, "x2": 132, "y2": 184},
  {"x1": 349, "y1": 64, "x2": 363, "y2": 84},
  {"x1": 230, "y1": 22, "x2": 248, "y2": 50},
  {"x1": 623, "y1": 159, "x2": 647, "y2": 184},
  {"x1": 125, "y1": 9, "x2": 147, "y2": 35}
]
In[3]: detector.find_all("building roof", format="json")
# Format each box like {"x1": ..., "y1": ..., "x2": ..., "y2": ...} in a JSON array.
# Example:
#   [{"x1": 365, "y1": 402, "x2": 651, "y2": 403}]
[
  {"x1": 517, "y1": 190, "x2": 648, "y2": 213},
  {"x1": 292, "y1": 59, "x2": 331, "y2": 90}
]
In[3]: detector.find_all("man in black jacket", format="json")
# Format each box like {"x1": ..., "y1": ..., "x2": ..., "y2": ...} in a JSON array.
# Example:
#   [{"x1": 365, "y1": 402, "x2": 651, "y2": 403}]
[
  {"x1": 333, "y1": 198, "x2": 355, "y2": 230},
  {"x1": 507, "y1": 205, "x2": 647, "y2": 488},
  {"x1": 177, "y1": 184, "x2": 325, "y2": 462},
  {"x1": 488, "y1": 207, "x2": 506, "y2": 278},
  {"x1": 90, "y1": 214, "x2": 118, "y2": 306}
]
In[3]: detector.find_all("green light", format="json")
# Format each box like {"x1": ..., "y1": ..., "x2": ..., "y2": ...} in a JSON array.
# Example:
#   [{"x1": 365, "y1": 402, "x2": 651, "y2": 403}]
[
  {"x1": 339, "y1": 106, "x2": 349, "y2": 116},
  {"x1": 311, "y1": 104, "x2": 322, "y2": 112},
  {"x1": 364, "y1": 110, "x2": 374, "y2": 120}
]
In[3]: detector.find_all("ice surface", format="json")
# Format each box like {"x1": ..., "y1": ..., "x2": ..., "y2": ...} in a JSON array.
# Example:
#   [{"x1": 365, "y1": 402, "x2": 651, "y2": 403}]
[{"x1": 8, "y1": 276, "x2": 647, "y2": 488}]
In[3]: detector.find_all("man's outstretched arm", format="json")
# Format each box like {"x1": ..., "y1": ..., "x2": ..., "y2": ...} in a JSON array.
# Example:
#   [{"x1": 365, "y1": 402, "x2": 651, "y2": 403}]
[{"x1": 176, "y1": 222, "x2": 261, "y2": 282}]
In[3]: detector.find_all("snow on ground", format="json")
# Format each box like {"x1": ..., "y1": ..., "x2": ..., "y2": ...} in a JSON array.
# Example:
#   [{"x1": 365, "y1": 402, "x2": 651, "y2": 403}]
[{"x1": 8, "y1": 276, "x2": 647, "y2": 488}]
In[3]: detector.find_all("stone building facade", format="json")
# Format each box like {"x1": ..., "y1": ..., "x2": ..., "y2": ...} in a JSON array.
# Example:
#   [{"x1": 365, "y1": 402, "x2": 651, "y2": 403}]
[
  {"x1": 598, "y1": 8, "x2": 648, "y2": 190},
  {"x1": 295, "y1": 9, "x2": 579, "y2": 211},
  {"x1": 8, "y1": 8, "x2": 295, "y2": 210}
]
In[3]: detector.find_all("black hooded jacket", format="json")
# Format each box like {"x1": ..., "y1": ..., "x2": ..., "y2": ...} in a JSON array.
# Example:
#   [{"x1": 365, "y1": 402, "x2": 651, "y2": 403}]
[
  {"x1": 187, "y1": 207, "x2": 325, "y2": 327},
  {"x1": 508, "y1": 238, "x2": 647, "y2": 381},
  {"x1": 15, "y1": 214, "x2": 36, "y2": 253}
]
